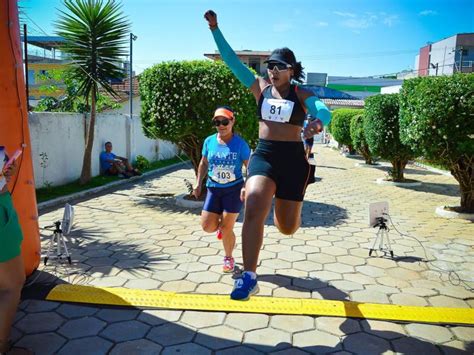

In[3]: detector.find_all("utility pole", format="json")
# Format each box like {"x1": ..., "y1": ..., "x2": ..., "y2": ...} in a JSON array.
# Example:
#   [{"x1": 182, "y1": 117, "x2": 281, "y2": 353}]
[
  {"x1": 129, "y1": 33, "x2": 137, "y2": 118},
  {"x1": 23, "y1": 23, "x2": 29, "y2": 108},
  {"x1": 459, "y1": 46, "x2": 464, "y2": 73}
]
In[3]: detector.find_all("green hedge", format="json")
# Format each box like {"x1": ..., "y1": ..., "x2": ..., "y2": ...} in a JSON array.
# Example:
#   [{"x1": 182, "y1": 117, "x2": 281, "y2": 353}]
[
  {"x1": 350, "y1": 112, "x2": 373, "y2": 164},
  {"x1": 139, "y1": 60, "x2": 258, "y2": 173},
  {"x1": 364, "y1": 94, "x2": 414, "y2": 181},
  {"x1": 400, "y1": 73, "x2": 474, "y2": 212},
  {"x1": 331, "y1": 108, "x2": 362, "y2": 151}
]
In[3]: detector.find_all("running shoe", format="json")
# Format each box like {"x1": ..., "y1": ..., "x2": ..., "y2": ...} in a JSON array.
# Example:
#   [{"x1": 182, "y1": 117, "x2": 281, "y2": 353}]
[
  {"x1": 216, "y1": 229, "x2": 223, "y2": 240},
  {"x1": 223, "y1": 256, "x2": 235, "y2": 273},
  {"x1": 230, "y1": 271, "x2": 259, "y2": 300}
]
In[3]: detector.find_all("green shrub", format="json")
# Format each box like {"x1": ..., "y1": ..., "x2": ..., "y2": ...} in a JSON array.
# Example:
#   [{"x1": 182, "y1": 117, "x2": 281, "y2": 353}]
[
  {"x1": 331, "y1": 108, "x2": 363, "y2": 152},
  {"x1": 139, "y1": 60, "x2": 258, "y2": 174},
  {"x1": 134, "y1": 155, "x2": 150, "y2": 171},
  {"x1": 399, "y1": 73, "x2": 474, "y2": 212},
  {"x1": 364, "y1": 94, "x2": 414, "y2": 182},
  {"x1": 350, "y1": 112, "x2": 373, "y2": 164}
]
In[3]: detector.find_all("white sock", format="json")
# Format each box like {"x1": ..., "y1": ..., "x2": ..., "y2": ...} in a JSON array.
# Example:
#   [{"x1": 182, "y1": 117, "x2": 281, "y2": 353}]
[{"x1": 244, "y1": 271, "x2": 257, "y2": 280}]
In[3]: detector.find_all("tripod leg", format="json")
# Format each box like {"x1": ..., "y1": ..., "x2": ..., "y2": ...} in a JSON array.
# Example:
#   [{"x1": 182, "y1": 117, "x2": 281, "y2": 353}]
[
  {"x1": 379, "y1": 229, "x2": 384, "y2": 251},
  {"x1": 57, "y1": 231, "x2": 62, "y2": 258},
  {"x1": 44, "y1": 232, "x2": 55, "y2": 265},
  {"x1": 60, "y1": 233, "x2": 72, "y2": 265},
  {"x1": 369, "y1": 230, "x2": 380, "y2": 256},
  {"x1": 385, "y1": 230, "x2": 394, "y2": 258}
]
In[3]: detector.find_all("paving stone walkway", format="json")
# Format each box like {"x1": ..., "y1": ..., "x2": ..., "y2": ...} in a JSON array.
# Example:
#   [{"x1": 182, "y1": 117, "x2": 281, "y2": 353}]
[{"x1": 12, "y1": 146, "x2": 473, "y2": 354}]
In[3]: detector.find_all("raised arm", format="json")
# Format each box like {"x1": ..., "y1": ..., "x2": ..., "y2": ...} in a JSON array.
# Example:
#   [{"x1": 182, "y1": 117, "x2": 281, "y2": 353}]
[{"x1": 204, "y1": 10, "x2": 264, "y2": 98}]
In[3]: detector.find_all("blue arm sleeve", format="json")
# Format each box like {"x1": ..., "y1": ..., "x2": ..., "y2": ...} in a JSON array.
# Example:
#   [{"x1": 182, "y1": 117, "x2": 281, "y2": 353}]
[
  {"x1": 304, "y1": 96, "x2": 331, "y2": 125},
  {"x1": 211, "y1": 28, "x2": 256, "y2": 88}
]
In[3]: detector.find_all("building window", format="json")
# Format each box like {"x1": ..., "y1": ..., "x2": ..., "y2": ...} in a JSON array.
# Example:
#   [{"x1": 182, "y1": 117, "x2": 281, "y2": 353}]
[
  {"x1": 249, "y1": 59, "x2": 261, "y2": 75},
  {"x1": 28, "y1": 70, "x2": 35, "y2": 85}
]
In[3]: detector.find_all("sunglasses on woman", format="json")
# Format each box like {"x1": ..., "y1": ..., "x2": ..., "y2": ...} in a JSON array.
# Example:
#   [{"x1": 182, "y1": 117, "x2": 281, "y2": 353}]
[
  {"x1": 267, "y1": 63, "x2": 292, "y2": 72},
  {"x1": 213, "y1": 118, "x2": 231, "y2": 126}
]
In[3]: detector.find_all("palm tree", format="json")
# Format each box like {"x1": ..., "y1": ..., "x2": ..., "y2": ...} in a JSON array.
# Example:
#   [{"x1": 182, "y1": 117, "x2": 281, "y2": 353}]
[{"x1": 56, "y1": 0, "x2": 130, "y2": 184}]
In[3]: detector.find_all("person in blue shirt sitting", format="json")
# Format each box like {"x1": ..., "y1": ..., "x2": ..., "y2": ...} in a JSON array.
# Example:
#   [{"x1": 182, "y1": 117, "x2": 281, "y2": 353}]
[
  {"x1": 100, "y1": 142, "x2": 141, "y2": 178},
  {"x1": 193, "y1": 106, "x2": 251, "y2": 273}
]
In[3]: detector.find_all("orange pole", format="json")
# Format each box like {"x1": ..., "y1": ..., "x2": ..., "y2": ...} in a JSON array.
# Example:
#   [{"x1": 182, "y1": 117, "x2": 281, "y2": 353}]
[{"x1": 0, "y1": 0, "x2": 41, "y2": 276}]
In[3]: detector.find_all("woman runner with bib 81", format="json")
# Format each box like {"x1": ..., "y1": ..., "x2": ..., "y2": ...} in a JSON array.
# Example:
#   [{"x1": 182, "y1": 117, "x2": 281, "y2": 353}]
[{"x1": 204, "y1": 10, "x2": 332, "y2": 300}]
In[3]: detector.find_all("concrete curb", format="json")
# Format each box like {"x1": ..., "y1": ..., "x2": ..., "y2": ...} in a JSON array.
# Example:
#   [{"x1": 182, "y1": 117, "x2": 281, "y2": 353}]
[
  {"x1": 354, "y1": 162, "x2": 381, "y2": 168},
  {"x1": 175, "y1": 193, "x2": 204, "y2": 209},
  {"x1": 412, "y1": 161, "x2": 452, "y2": 177},
  {"x1": 38, "y1": 161, "x2": 188, "y2": 211},
  {"x1": 375, "y1": 178, "x2": 422, "y2": 187},
  {"x1": 435, "y1": 206, "x2": 474, "y2": 221}
]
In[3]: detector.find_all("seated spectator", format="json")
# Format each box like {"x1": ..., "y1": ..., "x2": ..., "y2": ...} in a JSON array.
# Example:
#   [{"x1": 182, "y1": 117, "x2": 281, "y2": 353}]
[{"x1": 100, "y1": 142, "x2": 141, "y2": 178}]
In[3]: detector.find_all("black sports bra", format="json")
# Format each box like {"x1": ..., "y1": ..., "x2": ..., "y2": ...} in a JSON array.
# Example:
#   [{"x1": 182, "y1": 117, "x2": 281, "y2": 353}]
[{"x1": 257, "y1": 84, "x2": 306, "y2": 127}]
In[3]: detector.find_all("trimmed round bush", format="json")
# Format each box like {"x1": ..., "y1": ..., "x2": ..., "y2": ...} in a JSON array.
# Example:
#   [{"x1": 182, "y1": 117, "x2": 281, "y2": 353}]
[
  {"x1": 400, "y1": 73, "x2": 474, "y2": 212},
  {"x1": 364, "y1": 94, "x2": 414, "y2": 181},
  {"x1": 350, "y1": 112, "x2": 373, "y2": 164},
  {"x1": 139, "y1": 60, "x2": 258, "y2": 173},
  {"x1": 331, "y1": 108, "x2": 362, "y2": 152}
]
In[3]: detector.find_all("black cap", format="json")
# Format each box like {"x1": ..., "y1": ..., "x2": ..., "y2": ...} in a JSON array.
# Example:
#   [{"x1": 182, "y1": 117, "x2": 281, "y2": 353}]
[{"x1": 264, "y1": 52, "x2": 292, "y2": 66}]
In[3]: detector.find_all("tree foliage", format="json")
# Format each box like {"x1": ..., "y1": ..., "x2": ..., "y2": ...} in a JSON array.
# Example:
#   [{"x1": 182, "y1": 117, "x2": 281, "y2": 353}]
[
  {"x1": 399, "y1": 73, "x2": 474, "y2": 212},
  {"x1": 139, "y1": 60, "x2": 258, "y2": 173},
  {"x1": 33, "y1": 68, "x2": 121, "y2": 113},
  {"x1": 364, "y1": 94, "x2": 414, "y2": 181},
  {"x1": 350, "y1": 112, "x2": 373, "y2": 164},
  {"x1": 331, "y1": 109, "x2": 361, "y2": 151},
  {"x1": 56, "y1": 0, "x2": 130, "y2": 184}
]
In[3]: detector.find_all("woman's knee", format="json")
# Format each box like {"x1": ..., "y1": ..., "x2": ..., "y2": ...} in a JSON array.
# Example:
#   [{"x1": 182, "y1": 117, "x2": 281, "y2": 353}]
[
  {"x1": 0, "y1": 273, "x2": 25, "y2": 293},
  {"x1": 202, "y1": 222, "x2": 218, "y2": 233},
  {"x1": 275, "y1": 221, "x2": 300, "y2": 235}
]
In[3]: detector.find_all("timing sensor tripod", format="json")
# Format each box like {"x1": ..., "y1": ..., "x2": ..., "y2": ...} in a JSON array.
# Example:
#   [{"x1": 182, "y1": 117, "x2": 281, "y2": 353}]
[
  {"x1": 369, "y1": 216, "x2": 394, "y2": 258},
  {"x1": 44, "y1": 220, "x2": 72, "y2": 265}
]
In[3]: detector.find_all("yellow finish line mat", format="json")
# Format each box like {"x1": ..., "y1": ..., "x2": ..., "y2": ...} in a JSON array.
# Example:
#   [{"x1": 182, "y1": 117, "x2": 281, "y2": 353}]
[{"x1": 46, "y1": 284, "x2": 474, "y2": 325}]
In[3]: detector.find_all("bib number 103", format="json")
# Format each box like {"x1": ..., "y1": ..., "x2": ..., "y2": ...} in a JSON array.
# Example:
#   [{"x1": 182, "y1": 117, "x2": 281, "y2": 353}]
[{"x1": 217, "y1": 171, "x2": 232, "y2": 180}]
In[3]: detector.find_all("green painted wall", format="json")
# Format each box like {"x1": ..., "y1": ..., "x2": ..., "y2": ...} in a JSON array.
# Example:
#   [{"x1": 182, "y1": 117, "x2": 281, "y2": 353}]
[{"x1": 327, "y1": 84, "x2": 381, "y2": 93}]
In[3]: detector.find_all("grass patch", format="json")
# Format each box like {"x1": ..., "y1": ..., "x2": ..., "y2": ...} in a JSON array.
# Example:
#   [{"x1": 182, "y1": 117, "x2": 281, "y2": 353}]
[{"x1": 36, "y1": 155, "x2": 188, "y2": 203}]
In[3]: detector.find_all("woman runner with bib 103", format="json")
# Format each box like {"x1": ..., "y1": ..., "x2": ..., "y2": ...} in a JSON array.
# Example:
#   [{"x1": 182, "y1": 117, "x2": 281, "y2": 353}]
[
  {"x1": 204, "y1": 10, "x2": 331, "y2": 300},
  {"x1": 193, "y1": 106, "x2": 251, "y2": 273}
]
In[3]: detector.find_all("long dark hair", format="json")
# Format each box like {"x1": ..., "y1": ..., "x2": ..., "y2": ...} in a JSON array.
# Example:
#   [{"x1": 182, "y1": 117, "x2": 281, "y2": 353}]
[{"x1": 270, "y1": 47, "x2": 305, "y2": 83}]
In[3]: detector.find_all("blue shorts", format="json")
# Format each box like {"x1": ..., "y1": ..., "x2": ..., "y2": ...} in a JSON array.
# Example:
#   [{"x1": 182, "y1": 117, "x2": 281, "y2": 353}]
[{"x1": 203, "y1": 181, "x2": 244, "y2": 214}]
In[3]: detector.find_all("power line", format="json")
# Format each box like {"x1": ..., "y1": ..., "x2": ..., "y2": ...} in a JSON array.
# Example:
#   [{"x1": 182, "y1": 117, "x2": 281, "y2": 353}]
[
  {"x1": 19, "y1": 10, "x2": 50, "y2": 37},
  {"x1": 299, "y1": 45, "x2": 455, "y2": 61}
]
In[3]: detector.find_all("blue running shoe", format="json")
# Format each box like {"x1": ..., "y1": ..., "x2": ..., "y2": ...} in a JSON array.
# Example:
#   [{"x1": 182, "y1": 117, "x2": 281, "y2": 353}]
[{"x1": 230, "y1": 272, "x2": 259, "y2": 300}]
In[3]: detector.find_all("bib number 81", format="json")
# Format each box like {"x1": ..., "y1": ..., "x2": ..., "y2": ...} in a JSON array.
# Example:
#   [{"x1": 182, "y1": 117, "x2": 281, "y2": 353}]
[{"x1": 270, "y1": 105, "x2": 282, "y2": 115}]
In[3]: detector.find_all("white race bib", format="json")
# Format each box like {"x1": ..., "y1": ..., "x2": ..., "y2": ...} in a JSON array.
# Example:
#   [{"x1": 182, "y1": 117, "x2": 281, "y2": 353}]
[
  {"x1": 261, "y1": 98, "x2": 294, "y2": 123},
  {"x1": 211, "y1": 166, "x2": 236, "y2": 184}
]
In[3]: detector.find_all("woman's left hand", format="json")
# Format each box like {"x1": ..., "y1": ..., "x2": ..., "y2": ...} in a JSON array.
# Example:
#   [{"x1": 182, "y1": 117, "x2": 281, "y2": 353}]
[
  {"x1": 240, "y1": 187, "x2": 246, "y2": 202},
  {"x1": 3, "y1": 161, "x2": 17, "y2": 183},
  {"x1": 303, "y1": 118, "x2": 323, "y2": 139}
]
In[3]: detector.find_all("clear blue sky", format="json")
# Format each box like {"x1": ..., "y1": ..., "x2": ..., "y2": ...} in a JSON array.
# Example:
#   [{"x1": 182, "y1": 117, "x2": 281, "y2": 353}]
[{"x1": 20, "y1": 0, "x2": 474, "y2": 77}]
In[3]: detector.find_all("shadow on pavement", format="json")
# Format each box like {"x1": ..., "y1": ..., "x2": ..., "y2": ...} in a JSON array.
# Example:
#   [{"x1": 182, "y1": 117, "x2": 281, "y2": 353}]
[{"x1": 396, "y1": 181, "x2": 460, "y2": 198}]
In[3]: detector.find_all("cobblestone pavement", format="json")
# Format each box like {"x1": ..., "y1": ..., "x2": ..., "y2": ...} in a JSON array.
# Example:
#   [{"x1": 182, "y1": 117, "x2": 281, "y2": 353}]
[{"x1": 12, "y1": 146, "x2": 473, "y2": 354}]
